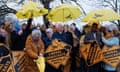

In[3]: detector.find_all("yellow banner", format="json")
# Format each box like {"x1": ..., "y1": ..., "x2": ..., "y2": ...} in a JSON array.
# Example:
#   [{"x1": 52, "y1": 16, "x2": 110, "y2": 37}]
[
  {"x1": 0, "y1": 55, "x2": 14, "y2": 72},
  {"x1": 102, "y1": 45, "x2": 120, "y2": 68},
  {"x1": 45, "y1": 39, "x2": 71, "y2": 69},
  {"x1": 80, "y1": 43, "x2": 104, "y2": 66},
  {"x1": 12, "y1": 51, "x2": 25, "y2": 72}
]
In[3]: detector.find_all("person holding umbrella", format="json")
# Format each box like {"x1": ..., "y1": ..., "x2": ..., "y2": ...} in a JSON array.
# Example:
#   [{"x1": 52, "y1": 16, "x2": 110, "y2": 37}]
[{"x1": 23, "y1": 29, "x2": 44, "y2": 72}]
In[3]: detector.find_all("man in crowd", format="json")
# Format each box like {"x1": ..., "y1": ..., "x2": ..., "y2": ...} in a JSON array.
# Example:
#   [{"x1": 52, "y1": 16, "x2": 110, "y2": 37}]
[
  {"x1": 84, "y1": 23, "x2": 103, "y2": 72},
  {"x1": 42, "y1": 28, "x2": 54, "y2": 50},
  {"x1": 11, "y1": 18, "x2": 33, "y2": 50},
  {"x1": 52, "y1": 24, "x2": 67, "y2": 42}
]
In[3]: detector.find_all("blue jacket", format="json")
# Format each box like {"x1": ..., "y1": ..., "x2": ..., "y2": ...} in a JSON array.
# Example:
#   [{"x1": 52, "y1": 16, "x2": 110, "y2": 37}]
[
  {"x1": 102, "y1": 37, "x2": 119, "y2": 46},
  {"x1": 102, "y1": 37, "x2": 119, "y2": 71}
]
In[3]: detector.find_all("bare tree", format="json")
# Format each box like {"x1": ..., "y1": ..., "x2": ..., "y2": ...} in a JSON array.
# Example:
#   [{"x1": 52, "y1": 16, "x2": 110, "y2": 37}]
[
  {"x1": 62, "y1": 0, "x2": 86, "y2": 15},
  {"x1": 40, "y1": 0, "x2": 54, "y2": 26},
  {"x1": 103, "y1": 0, "x2": 120, "y2": 30},
  {"x1": 18, "y1": 0, "x2": 25, "y2": 5},
  {"x1": 61, "y1": 0, "x2": 64, "y2": 3},
  {"x1": 72, "y1": 0, "x2": 86, "y2": 15},
  {"x1": 0, "y1": 0, "x2": 16, "y2": 17}
]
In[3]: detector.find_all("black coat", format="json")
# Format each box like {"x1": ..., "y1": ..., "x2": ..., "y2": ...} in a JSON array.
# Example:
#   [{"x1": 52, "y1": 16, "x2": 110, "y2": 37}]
[
  {"x1": 65, "y1": 32, "x2": 73, "y2": 46},
  {"x1": 84, "y1": 32, "x2": 103, "y2": 72},
  {"x1": 11, "y1": 18, "x2": 32, "y2": 50},
  {"x1": 74, "y1": 28, "x2": 81, "y2": 38},
  {"x1": 0, "y1": 43, "x2": 9, "y2": 57},
  {"x1": 84, "y1": 32, "x2": 103, "y2": 48},
  {"x1": 42, "y1": 37, "x2": 54, "y2": 50},
  {"x1": 52, "y1": 32, "x2": 67, "y2": 43}
]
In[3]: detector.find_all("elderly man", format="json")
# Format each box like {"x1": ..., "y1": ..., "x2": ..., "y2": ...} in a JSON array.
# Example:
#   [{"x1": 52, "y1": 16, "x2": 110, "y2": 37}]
[
  {"x1": 53, "y1": 24, "x2": 67, "y2": 42},
  {"x1": 44, "y1": 27, "x2": 66, "y2": 72},
  {"x1": 42, "y1": 28, "x2": 59, "y2": 72},
  {"x1": 42, "y1": 28, "x2": 54, "y2": 50},
  {"x1": 44, "y1": 24, "x2": 69, "y2": 72}
]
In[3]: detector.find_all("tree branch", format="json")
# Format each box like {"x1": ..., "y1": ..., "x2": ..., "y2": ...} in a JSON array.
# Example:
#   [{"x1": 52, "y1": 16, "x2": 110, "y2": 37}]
[
  {"x1": 115, "y1": 0, "x2": 118, "y2": 12},
  {"x1": 72, "y1": 0, "x2": 86, "y2": 15},
  {"x1": 61, "y1": 0, "x2": 64, "y2": 3},
  {"x1": 113, "y1": 0, "x2": 116, "y2": 5},
  {"x1": 18, "y1": 0, "x2": 25, "y2": 5},
  {"x1": 110, "y1": 21, "x2": 118, "y2": 25},
  {"x1": 104, "y1": 1, "x2": 115, "y2": 10}
]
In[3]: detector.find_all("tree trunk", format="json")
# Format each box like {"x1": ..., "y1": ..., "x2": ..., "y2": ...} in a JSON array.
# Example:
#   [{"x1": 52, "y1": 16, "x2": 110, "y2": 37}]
[
  {"x1": 115, "y1": 0, "x2": 118, "y2": 12},
  {"x1": 40, "y1": 0, "x2": 52, "y2": 27},
  {"x1": 61, "y1": 0, "x2": 64, "y2": 3}
]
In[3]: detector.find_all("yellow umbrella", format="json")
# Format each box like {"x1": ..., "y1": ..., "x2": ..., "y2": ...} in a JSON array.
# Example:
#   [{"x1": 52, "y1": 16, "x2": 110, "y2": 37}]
[
  {"x1": 82, "y1": 8, "x2": 120, "y2": 22},
  {"x1": 16, "y1": 1, "x2": 48, "y2": 19},
  {"x1": 46, "y1": 4, "x2": 82, "y2": 22},
  {"x1": 88, "y1": 18, "x2": 101, "y2": 28},
  {"x1": 34, "y1": 56, "x2": 45, "y2": 72}
]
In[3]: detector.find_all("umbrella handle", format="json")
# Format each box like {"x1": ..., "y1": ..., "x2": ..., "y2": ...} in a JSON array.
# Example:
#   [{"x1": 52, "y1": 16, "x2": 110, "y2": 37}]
[{"x1": 30, "y1": 11, "x2": 33, "y2": 18}]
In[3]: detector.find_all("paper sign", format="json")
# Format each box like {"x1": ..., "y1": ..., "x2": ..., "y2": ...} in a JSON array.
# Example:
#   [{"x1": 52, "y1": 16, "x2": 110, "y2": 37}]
[
  {"x1": 102, "y1": 45, "x2": 120, "y2": 68},
  {"x1": 12, "y1": 51, "x2": 25, "y2": 72},
  {"x1": 0, "y1": 55, "x2": 14, "y2": 72},
  {"x1": 45, "y1": 39, "x2": 71, "y2": 69},
  {"x1": 80, "y1": 43, "x2": 104, "y2": 66}
]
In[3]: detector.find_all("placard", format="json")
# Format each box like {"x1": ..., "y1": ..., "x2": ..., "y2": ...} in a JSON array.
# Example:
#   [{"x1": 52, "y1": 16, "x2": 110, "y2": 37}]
[
  {"x1": 0, "y1": 55, "x2": 14, "y2": 72},
  {"x1": 102, "y1": 45, "x2": 120, "y2": 68},
  {"x1": 45, "y1": 39, "x2": 71, "y2": 69},
  {"x1": 80, "y1": 42, "x2": 104, "y2": 66},
  {"x1": 12, "y1": 51, "x2": 25, "y2": 72}
]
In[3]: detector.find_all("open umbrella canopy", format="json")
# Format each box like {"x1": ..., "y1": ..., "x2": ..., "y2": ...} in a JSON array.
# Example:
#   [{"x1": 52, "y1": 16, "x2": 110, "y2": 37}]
[
  {"x1": 16, "y1": 1, "x2": 48, "y2": 19},
  {"x1": 46, "y1": 4, "x2": 82, "y2": 22},
  {"x1": 82, "y1": 8, "x2": 120, "y2": 22},
  {"x1": 87, "y1": 18, "x2": 101, "y2": 28}
]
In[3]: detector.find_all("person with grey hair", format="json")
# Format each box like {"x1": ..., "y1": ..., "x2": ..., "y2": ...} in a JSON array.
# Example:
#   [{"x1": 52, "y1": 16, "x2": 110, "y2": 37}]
[
  {"x1": 42, "y1": 28, "x2": 56, "y2": 72},
  {"x1": 23, "y1": 29, "x2": 44, "y2": 72},
  {"x1": 52, "y1": 24, "x2": 67, "y2": 42},
  {"x1": 32, "y1": 29, "x2": 42, "y2": 39},
  {"x1": 42, "y1": 28, "x2": 54, "y2": 50}
]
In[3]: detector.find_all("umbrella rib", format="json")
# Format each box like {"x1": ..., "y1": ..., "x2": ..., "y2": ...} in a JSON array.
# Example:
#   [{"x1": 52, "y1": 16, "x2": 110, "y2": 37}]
[
  {"x1": 48, "y1": 5, "x2": 81, "y2": 22},
  {"x1": 67, "y1": 8, "x2": 78, "y2": 20},
  {"x1": 50, "y1": 9, "x2": 59, "y2": 22}
]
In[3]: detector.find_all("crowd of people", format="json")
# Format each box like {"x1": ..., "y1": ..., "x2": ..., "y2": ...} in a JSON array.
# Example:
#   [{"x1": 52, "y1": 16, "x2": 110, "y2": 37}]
[{"x1": 0, "y1": 17, "x2": 120, "y2": 72}]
